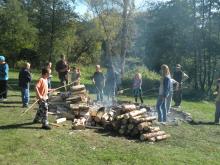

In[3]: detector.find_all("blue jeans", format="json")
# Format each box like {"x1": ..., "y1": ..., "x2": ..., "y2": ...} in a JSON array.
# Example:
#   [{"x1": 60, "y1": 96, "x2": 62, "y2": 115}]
[
  {"x1": 166, "y1": 93, "x2": 173, "y2": 113},
  {"x1": 156, "y1": 95, "x2": 167, "y2": 122},
  {"x1": 21, "y1": 87, "x2": 29, "y2": 106},
  {"x1": 215, "y1": 101, "x2": 220, "y2": 123}
]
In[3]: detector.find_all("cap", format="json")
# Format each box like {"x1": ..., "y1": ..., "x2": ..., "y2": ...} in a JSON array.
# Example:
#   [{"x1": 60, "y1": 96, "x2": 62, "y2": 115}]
[{"x1": 0, "y1": 56, "x2": 5, "y2": 62}]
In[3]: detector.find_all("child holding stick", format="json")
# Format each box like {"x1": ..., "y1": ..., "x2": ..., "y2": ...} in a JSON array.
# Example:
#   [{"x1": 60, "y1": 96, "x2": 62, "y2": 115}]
[{"x1": 33, "y1": 68, "x2": 54, "y2": 130}]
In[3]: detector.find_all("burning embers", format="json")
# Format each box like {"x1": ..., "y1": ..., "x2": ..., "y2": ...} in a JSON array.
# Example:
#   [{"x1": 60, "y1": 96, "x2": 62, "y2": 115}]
[{"x1": 48, "y1": 84, "x2": 194, "y2": 142}]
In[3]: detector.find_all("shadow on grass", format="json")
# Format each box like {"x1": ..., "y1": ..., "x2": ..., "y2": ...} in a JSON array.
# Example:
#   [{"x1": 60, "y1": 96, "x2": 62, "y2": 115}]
[
  {"x1": 0, "y1": 122, "x2": 41, "y2": 130},
  {"x1": 189, "y1": 120, "x2": 215, "y2": 125},
  {"x1": 94, "y1": 128, "x2": 141, "y2": 142}
]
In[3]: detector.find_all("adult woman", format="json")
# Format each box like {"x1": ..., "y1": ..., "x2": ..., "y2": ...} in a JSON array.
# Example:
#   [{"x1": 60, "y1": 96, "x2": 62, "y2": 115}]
[{"x1": 156, "y1": 64, "x2": 172, "y2": 123}]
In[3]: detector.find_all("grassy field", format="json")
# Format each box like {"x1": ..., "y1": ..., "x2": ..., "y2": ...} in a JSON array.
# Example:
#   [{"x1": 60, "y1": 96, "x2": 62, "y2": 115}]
[{"x1": 0, "y1": 70, "x2": 220, "y2": 165}]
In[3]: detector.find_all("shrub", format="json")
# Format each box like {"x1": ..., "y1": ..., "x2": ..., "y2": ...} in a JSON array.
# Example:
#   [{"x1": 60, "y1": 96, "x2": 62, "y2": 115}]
[{"x1": 14, "y1": 60, "x2": 28, "y2": 69}]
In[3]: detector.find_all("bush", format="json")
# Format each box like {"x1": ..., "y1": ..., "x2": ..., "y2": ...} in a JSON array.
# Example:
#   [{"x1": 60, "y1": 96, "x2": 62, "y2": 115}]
[{"x1": 14, "y1": 60, "x2": 28, "y2": 69}]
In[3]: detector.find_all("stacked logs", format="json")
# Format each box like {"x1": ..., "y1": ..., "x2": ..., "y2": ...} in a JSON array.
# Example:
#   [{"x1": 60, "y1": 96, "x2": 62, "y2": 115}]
[
  {"x1": 48, "y1": 84, "x2": 90, "y2": 125},
  {"x1": 90, "y1": 104, "x2": 170, "y2": 142}
]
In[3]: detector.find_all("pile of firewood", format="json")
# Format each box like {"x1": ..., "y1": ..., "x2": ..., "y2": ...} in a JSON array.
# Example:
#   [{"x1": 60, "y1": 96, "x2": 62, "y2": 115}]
[
  {"x1": 87, "y1": 104, "x2": 170, "y2": 142},
  {"x1": 49, "y1": 84, "x2": 170, "y2": 142}
]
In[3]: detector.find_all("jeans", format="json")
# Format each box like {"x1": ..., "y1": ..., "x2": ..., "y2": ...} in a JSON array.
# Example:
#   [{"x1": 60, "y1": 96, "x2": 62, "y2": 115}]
[
  {"x1": 48, "y1": 77, "x2": 52, "y2": 89},
  {"x1": 166, "y1": 93, "x2": 173, "y2": 113},
  {"x1": 21, "y1": 87, "x2": 29, "y2": 106},
  {"x1": 215, "y1": 101, "x2": 220, "y2": 123},
  {"x1": 156, "y1": 95, "x2": 167, "y2": 122}
]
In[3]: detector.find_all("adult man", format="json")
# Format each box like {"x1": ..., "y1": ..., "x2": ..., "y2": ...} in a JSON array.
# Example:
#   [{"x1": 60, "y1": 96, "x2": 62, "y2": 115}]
[
  {"x1": 55, "y1": 54, "x2": 70, "y2": 90},
  {"x1": 173, "y1": 64, "x2": 189, "y2": 107},
  {"x1": 0, "y1": 55, "x2": 9, "y2": 101},
  {"x1": 92, "y1": 65, "x2": 105, "y2": 102}
]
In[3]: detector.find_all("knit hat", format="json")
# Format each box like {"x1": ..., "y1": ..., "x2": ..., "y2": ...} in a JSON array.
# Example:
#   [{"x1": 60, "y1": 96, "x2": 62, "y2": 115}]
[{"x1": 0, "y1": 56, "x2": 5, "y2": 62}]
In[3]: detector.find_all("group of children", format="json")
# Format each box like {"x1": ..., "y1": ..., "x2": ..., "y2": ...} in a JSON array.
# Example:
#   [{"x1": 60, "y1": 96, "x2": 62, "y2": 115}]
[{"x1": 1, "y1": 53, "x2": 220, "y2": 128}]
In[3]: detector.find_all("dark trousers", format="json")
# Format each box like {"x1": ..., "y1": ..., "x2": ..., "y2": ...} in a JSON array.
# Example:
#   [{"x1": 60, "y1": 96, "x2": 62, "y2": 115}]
[
  {"x1": 96, "y1": 86, "x2": 103, "y2": 101},
  {"x1": 215, "y1": 101, "x2": 220, "y2": 123},
  {"x1": 59, "y1": 73, "x2": 68, "y2": 91},
  {"x1": 0, "y1": 80, "x2": 8, "y2": 99},
  {"x1": 173, "y1": 89, "x2": 182, "y2": 106}
]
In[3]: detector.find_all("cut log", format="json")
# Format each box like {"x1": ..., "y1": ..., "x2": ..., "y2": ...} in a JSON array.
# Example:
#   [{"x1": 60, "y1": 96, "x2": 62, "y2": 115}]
[
  {"x1": 94, "y1": 111, "x2": 105, "y2": 123},
  {"x1": 130, "y1": 127, "x2": 139, "y2": 137},
  {"x1": 89, "y1": 109, "x2": 97, "y2": 117},
  {"x1": 133, "y1": 116, "x2": 156, "y2": 124},
  {"x1": 119, "y1": 127, "x2": 126, "y2": 135},
  {"x1": 79, "y1": 104, "x2": 90, "y2": 111},
  {"x1": 72, "y1": 89, "x2": 87, "y2": 95},
  {"x1": 149, "y1": 127, "x2": 160, "y2": 132},
  {"x1": 156, "y1": 134, "x2": 171, "y2": 141},
  {"x1": 129, "y1": 115, "x2": 145, "y2": 123},
  {"x1": 121, "y1": 119, "x2": 128, "y2": 125},
  {"x1": 72, "y1": 118, "x2": 86, "y2": 130},
  {"x1": 101, "y1": 113, "x2": 109, "y2": 123},
  {"x1": 69, "y1": 104, "x2": 79, "y2": 111},
  {"x1": 129, "y1": 108, "x2": 147, "y2": 118},
  {"x1": 128, "y1": 123, "x2": 134, "y2": 130},
  {"x1": 70, "y1": 85, "x2": 85, "y2": 92},
  {"x1": 66, "y1": 95, "x2": 82, "y2": 103},
  {"x1": 56, "y1": 117, "x2": 66, "y2": 123},
  {"x1": 122, "y1": 104, "x2": 136, "y2": 112},
  {"x1": 137, "y1": 122, "x2": 151, "y2": 131},
  {"x1": 140, "y1": 131, "x2": 166, "y2": 141}
]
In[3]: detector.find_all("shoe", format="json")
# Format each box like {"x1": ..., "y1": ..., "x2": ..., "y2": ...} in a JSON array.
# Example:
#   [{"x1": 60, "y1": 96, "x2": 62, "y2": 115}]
[
  {"x1": 2, "y1": 98, "x2": 7, "y2": 101},
  {"x1": 22, "y1": 104, "x2": 29, "y2": 108},
  {"x1": 33, "y1": 119, "x2": 41, "y2": 124},
  {"x1": 42, "y1": 125, "x2": 51, "y2": 130}
]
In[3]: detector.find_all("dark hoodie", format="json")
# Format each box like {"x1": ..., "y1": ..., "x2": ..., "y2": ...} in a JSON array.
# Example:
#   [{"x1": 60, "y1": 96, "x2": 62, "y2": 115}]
[{"x1": 18, "y1": 68, "x2": 32, "y2": 88}]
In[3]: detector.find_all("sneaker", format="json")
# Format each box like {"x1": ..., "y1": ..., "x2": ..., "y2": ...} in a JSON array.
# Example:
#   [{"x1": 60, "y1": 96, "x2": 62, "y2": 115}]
[
  {"x1": 42, "y1": 125, "x2": 51, "y2": 130},
  {"x1": 2, "y1": 98, "x2": 7, "y2": 101},
  {"x1": 33, "y1": 119, "x2": 41, "y2": 124},
  {"x1": 22, "y1": 104, "x2": 29, "y2": 108}
]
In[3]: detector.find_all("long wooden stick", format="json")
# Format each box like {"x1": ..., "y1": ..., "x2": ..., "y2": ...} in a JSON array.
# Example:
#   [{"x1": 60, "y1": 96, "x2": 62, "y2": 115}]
[
  {"x1": 21, "y1": 99, "x2": 39, "y2": 116},
  {"x1": 21, "y1": 81, "x2": 77, "y2": 116}
]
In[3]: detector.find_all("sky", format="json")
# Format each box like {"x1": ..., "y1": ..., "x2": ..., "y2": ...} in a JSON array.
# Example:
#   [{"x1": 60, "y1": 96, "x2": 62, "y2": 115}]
[{"x1": 75, "y1": 0, "x2": 170, "y2": 15}]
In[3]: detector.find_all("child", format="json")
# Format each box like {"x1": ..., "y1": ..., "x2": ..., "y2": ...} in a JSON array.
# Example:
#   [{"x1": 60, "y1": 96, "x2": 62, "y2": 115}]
[
  {"x1": 214, "y1": 79, "x2": 220, "y2": 124},
  {"x1": 18, "y1": 62, "x2": 32, "y2": 107},
  {"x1": 71, "y1": 66, "x2": 81, "y2": 86},
  {"x1": 33, "y1": 68, "x2": 53, "y2": 130},
  {"x1": 45, "y1": 62, "x2": 52, "y2": 89},
  {"x1": 133, "y1": 72, "x2": 143, "y2": 104}
]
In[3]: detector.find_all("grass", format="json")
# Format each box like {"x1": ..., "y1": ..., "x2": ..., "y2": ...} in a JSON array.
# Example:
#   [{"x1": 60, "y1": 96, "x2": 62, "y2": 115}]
[{"x1": 0, "y1": 69, "x2": 220, "y2": 165}]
